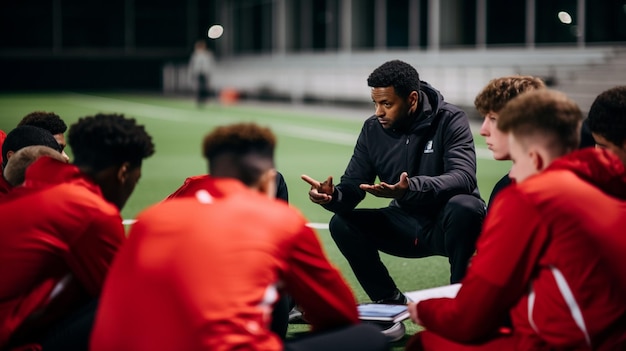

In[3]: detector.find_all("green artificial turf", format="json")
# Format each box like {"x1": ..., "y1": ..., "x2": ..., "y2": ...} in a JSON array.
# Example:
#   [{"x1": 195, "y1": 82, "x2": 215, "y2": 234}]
[{"x1": 0, "y1": 92, "x2": 511, "y2": 350}]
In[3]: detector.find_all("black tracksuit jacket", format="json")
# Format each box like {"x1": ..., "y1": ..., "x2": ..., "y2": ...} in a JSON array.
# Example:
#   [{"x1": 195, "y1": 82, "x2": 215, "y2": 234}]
[{"x1": 324, "y1": 81, "x2": 481, "y2": 218}]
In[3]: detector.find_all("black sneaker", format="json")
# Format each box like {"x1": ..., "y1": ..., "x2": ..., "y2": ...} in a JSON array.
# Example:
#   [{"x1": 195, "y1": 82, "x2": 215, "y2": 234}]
[
  {"x1": 374, "y1": 290, "x2": 408, "y2": 305},
  {"x1": 362, "y1": 320, "x2": 406, "y2": 342}
]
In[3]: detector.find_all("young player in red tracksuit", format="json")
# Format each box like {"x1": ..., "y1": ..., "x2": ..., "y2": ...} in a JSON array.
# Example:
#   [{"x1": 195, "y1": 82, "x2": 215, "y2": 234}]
[
  {"x1": 90, "y1": 123, "x2": 388, "y2": 351},
  {"x1": 0, "y1": 114, "x2": 154, "y2": 351},
  {"x1": 165, "y1": 170, "x2": 294, "y2": 339},
  {"x1": 406, "y1": 90, "x2": 626, "y2": 351}
]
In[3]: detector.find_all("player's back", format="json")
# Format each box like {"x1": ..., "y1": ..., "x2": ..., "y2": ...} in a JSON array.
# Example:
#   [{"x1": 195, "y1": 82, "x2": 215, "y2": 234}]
[{"x1": 91, "y1": 180, "x2": 308, "y2": 351}]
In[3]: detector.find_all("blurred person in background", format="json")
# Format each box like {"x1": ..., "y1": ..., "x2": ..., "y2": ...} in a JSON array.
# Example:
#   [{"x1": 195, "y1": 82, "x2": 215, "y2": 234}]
[
  {"x1": 18, "y1": 111, "x2": 70, "y2": 162},
  {"x1": 90, "y1": 122, "x2": 389, "y2": 351},
  {"x1": 189, "y1": 39, "x2": 215, "y2": 107},
  {"x1": 0, "y1": 114, "x2": 155, "y2": 351},
  {"x1": 586, "y1": 85, "x2": 626, "y2": 166}
]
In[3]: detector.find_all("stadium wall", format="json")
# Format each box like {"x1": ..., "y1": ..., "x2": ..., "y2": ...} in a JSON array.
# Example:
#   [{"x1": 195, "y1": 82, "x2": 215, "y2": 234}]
[{"x1": 163, "y1": 46, "x2": 619, "y2": 114}]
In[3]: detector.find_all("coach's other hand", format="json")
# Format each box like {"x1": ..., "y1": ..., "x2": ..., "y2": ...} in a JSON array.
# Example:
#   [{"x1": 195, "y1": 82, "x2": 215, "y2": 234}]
[{"x1": 360, "y1": 171, "x2": 409, "y2": 199}]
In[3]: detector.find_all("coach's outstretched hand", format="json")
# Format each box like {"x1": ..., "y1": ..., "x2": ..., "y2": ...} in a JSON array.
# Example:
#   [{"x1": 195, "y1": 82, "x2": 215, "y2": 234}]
[
  {"x1": 359, "y1": 171, "x2": 409, "y2": 199},
  {"x1": 301, "y1": 174, "x2": 334, "y2": 205}
]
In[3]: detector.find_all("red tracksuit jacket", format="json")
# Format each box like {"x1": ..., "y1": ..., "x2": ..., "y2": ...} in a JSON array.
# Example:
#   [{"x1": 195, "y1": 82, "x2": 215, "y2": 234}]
[
  {"x1": 0, "y1": 157, "x2": 125, "y2": 348},
  {"x1": 91, "y1": 176, "x2": 359, "y2": 351},
  {"x1": 412, "y1": 148, "x2": 626, "y2": 350}
]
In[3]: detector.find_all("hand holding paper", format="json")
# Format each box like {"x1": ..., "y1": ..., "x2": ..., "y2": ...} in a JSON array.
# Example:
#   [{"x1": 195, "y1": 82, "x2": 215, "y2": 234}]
[{"x1": 404, "y1": 284, "x2": 461, "y2": 326}]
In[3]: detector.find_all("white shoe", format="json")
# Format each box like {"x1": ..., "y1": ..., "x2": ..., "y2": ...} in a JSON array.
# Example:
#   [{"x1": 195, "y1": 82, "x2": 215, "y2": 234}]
[{"x1": 288, "y1": 306, "x2": 307, "y2": 324}]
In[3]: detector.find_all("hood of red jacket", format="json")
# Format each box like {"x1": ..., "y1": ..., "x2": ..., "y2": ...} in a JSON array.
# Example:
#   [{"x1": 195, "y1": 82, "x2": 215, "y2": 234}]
[
  {"x1": 548, "y1": 148, "x2": 626, "y2": 199},
  {"x1": 22, "y1": 157, "x2": 103, "y2": 196}
]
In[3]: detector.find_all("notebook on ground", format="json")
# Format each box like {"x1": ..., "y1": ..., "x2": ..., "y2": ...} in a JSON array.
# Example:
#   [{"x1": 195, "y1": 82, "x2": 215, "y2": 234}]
[{"x1": 357, "y1": 304, "x2": 409, "y2": 323}]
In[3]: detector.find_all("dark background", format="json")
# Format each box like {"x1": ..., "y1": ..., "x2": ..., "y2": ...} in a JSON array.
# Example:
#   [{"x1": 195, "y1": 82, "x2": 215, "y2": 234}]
[
  {"x1": 2, "y1": 0, "x2": 625, "y2": 92},
  {"x1": 0, "y1": 0, "x2": 217, "y2": 91}
]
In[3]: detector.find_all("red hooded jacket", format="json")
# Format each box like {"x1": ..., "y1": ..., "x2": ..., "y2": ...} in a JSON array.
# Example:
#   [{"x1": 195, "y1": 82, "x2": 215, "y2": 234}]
[{"x1": 413, "y1": 148, "x2": 626, "y2": 350}]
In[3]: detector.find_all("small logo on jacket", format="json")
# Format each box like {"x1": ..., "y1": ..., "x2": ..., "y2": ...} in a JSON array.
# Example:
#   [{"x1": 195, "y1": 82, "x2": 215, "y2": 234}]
[{"x1": 424, "y1": 140, "x2": 434, "y2": 153}]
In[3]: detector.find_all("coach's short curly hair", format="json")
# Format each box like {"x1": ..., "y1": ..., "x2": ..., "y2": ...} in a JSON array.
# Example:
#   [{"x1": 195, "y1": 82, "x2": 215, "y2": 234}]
[
  {"x1": 18, "y1": 111, "x2": 68, "y2": 135},
  {"x1": 367, "y1": 60, "x2": 421, "y2": 99},
  {"x1": 587, "y1": 86, "x2": 626, "y2": 147},
  {"x1": 69, "y1": 114, "x2": 155, "y2": 171},
  {"x1": 202, "y1": 123, "x2": 276, "y2": 186},
  {"x1": 474, "y1": 76, "x2": 546, "y2": 116}
]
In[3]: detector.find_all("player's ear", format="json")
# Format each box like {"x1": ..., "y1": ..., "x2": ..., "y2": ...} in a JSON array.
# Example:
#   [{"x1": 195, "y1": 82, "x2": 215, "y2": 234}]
[
  {"x1": 117, "y1": 162, "x2": 130, "y2": 184},
  {"x1": 530, "y1": 149, "x2": 544, "y2": 172},
  {"x1": 258, "y1": 168, "x2": 277, "y2": 199},
  {"x1": 408, "y1": 91, "x2": 419, "y2": 111}
]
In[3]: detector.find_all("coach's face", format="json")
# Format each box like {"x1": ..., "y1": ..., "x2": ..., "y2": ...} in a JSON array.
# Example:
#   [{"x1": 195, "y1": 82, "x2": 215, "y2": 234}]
[{"x1": 371, "y1": 86, "x2": 418, "y2": 131}]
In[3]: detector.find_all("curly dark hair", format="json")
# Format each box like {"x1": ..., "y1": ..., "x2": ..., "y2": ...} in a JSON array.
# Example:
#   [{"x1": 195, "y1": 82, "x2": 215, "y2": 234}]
[
  {"x1": 18, "y1": 111, "x2": 68, "y2": 135},
  {"x1": 202, "y1": 123, "x2": 276, "y2": 186},
  {"x1": 367, "y1": 60, "x2": 420, "y2": 99},
  {"x1": 69, "y1": 114, "x2": 155, "y2": 172},
  {"x1": 474, "y1": 76, "x2": 546, "y2": 115},
  {"x1": 587, "y1": 86, "x2": 626, "y2": 147}
]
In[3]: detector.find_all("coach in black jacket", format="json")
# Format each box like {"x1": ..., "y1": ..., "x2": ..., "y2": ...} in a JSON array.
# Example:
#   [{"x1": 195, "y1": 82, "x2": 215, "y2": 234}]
[{"x1": 302, "y1": 60, "x2": 486, "y2": 304}]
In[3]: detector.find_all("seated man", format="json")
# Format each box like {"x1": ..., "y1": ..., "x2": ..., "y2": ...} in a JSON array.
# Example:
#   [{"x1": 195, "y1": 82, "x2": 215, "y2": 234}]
[
  {"x1": 406, "y1": 89, "x2": 626, "y2": 350},
  {"x1": 165, "y1": 170, "x2": 293, "y2": 338},
  {"x1": 586, "y1": 85, "x2": 626, "y2": 165},
  {"x1": 0, "y1": 114, "x2": 155, "y2": 351},
  {"x1": 90, "y1": 123, "x2": 389, "y2": 351}
]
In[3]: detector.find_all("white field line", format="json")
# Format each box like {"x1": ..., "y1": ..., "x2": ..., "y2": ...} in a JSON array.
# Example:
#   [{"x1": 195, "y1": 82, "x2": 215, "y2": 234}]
[
  {"x1": 87, "y1": 95, "x2": 494, "y2": 229},
  {"x1": 67, "y1": 93, "x2": 494, "y2": 158},
  {"x1": 122, "y1": 218, "x2": 330, "y2": 230}
]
